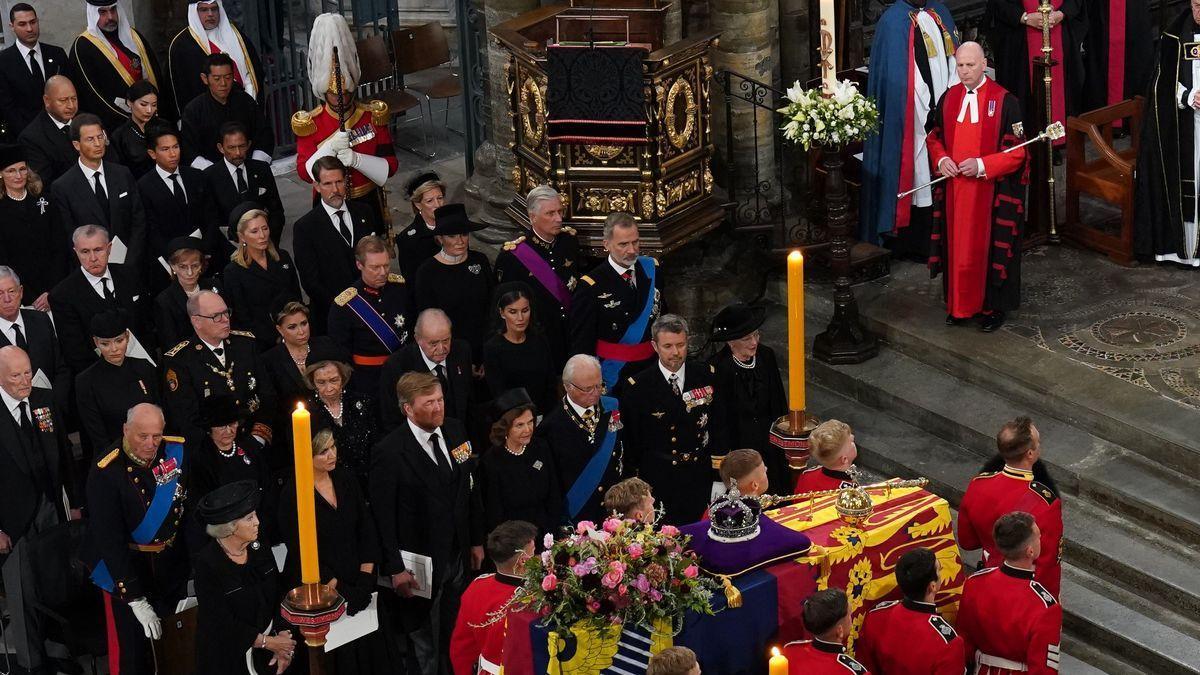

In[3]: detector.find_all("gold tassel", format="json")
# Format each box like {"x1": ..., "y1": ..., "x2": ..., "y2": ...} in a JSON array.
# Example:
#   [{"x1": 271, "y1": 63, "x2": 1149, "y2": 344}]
[{"x1": 719, "y1": 575, "x2": 742, "y2": 608}]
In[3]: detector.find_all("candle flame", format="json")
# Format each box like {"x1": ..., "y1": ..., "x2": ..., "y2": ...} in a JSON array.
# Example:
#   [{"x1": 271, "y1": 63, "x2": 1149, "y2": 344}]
[
  {"x1": 788, "y1": 250, "x2": 803, "y2": 263},
  {"x1": 296, "y1": 402, "x2": 306, "y2": 411},
  {"x1": 772, "y1": 646, "x2": 781, "y2": 657}
]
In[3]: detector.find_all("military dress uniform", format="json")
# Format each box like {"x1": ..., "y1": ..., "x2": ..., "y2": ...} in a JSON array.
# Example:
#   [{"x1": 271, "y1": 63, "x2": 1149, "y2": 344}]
[
  {"x1": 535, "y1": 396, "x2": 624, "y2": 523},
  {"x1": 855, "y1": 598, "x2": 966, "y2": 675},
  {"x1": 82, "y1": 439, "x2": 192, "y2": 675},
  {"x1": 327, "y1": 274, "x2": 412, "y2": 397},
  {"x1": 957, "y1": 465, "x2": 1064, "y2": 597},
  {"x1": 620, "y1": 359, "x2": 725, "y2": 524},
  {"x1": 956, "y1": 565, "x2": 1062, "y2": 675},
  {"x1": 568, "y1": 256, "x2": 664, "y2": 391},
  {"x1": 494, "y1": 228, "x2": 580, "y2": 367},
  {"x1": 162, "y1": 330, "x2": 276, "y2": 449},
  {"x1": 781, "y1": 639, "x2": 869, "y2": 674},
  {"x1": 292, "y1": 100, "x2": 399, "y2": 234}
]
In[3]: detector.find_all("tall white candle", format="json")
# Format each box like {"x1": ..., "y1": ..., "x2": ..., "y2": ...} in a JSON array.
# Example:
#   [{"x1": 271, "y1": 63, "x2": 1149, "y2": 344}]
[{"x1": 820, "y1": 0, "x2": 837, "y2": 92}]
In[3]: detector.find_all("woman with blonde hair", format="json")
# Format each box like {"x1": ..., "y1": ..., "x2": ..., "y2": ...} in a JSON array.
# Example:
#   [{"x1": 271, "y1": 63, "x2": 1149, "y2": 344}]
[
  {"x1": 0, "y1": 144, "x2": 67, "y2": 309},
  {"x1": 395, "y1": 170, "x2": 444, "y2": 280},
  {"x1": 222, "y1": 201, "x2": 301, "y2": 350}
]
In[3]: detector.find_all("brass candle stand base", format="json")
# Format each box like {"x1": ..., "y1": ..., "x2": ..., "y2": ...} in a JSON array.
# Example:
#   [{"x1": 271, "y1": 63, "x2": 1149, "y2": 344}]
[
  {"x1": 770, "y1": 410, "x2": 820, "y2": 469},
  {"x1": 280, "y1": 582, "x2": 347, "y2": 675}
]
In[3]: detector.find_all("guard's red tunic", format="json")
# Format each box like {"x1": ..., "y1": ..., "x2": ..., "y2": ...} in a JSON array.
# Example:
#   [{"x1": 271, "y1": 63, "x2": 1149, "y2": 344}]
[
  {"x1": 956, "y1": 564, "x2": 1062, "y2": 675},
  {"x1": 855, "y1": 598, "x2": 966, "y2": 675},
  {"x1": 449, "y1": 572, "x2": 522, "y2": 675}
]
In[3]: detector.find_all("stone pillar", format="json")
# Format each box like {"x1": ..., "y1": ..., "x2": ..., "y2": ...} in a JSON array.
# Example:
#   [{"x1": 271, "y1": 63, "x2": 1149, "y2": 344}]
[
  {"x1": 664, "y1": 0, "x2": 683, "y2": 44},
  {"x1": 709, "y1": 0, "x2": 778, "y2": 222},
  {"x1": 778, "y1": 0, "x2": 810, "y2": 90}
]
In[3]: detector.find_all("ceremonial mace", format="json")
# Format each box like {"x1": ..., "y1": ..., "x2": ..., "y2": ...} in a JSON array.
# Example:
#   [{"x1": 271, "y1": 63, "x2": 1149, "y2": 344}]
[
  {"x1": 1039, "y1": 0, "x2": 1060, "y2": 243},
  {"x1": 896, "y1": 122, "x2": 1065, "y2": 199}
]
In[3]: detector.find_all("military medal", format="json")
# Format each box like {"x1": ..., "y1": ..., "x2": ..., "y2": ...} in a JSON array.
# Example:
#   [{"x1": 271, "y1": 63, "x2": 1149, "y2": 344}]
[
  {"x1": 681, "y1": 386, "x2": 713, "y2": 412},
  {"x1": 207, "y1": 363, "x2": 236, "y2": 390},
  {"x1": 33, "y1": 407, "x2": 54, "y2": 433},
  {"x1": 153, "y1": 457, "x2": 181, "y2": 486},
  {"x1": 138, "y1": 379, "x2": 148, "y2": 395},
  {"x1": 450, "y1": 442, "x2": 472, "y2": 464}
]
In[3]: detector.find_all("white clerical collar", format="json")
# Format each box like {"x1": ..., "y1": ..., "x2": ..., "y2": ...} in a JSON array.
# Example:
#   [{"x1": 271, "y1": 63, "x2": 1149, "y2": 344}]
[
  {"x1": 957, "y1": 77, "x2": 989, "y2": 124},
  {"x1": 659, "y1": 361, "x2": 685, "y2": 392}
]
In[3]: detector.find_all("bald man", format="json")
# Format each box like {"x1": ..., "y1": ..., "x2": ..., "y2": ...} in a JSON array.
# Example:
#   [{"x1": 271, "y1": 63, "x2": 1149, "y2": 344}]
[
  {"x1": 82, "y1": 402, "x2": 191, "y2": 675},
  {"x1": 378, "y1": 308, "x2": 473, "y2": 431},
  {"x1": 926, "y1": 42, "x2": 1028, "y2": 333},
  {"x1": 0, "y1": 345, "x2": 72, "y2": 674},
  {"x1": 0, "y1": 3, "x2": 69, "y2": 139},
  {"x1": 17, "y1": 75, "x2": 79, "y2": 182}
]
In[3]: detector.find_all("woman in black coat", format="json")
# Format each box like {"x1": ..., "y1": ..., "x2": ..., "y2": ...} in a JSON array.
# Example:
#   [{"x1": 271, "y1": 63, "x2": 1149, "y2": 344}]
[
  {"x1": 223, "y1": 202, "x2": 301, "y2": 351},
  {"x1": 305, "y1": 352, "x2": 379, "y2": 490},
  {"x1": 74, "y1": 311, "x2": 159, "y2": 458},
  {"x1": 394, "y1": 171, "x2": 444, "y2": 281},
  {"x1": 708, "y1": 302, "x2": 790, "y2": 492},
  {"x1": 414, "y1": 204, "x2": 493, "y2": 367},
  {"x1": 483, "y1": 282, "x2": 557, "y2": 412},
  {"x1": 194, "y1": 480, "x2": 296, "y2": 675},
  {"x1": 110, "y1": 81, "x2": 160, "y2": 179},
  {"x1": 278, "y1": 430, "x2": 396, "y2": 674},
  {"x1": 0, "y1": 146, "x2": 68, "y2": 307},
  {"x1": 192, "y1": 396, "x2": 276, "y2": 541},
  {"x1": 478, "y1": 389, "x2": 562, "y2": 536},
  {"x1": 153, "y1": 236, "x2": 222, "y2": 349}
]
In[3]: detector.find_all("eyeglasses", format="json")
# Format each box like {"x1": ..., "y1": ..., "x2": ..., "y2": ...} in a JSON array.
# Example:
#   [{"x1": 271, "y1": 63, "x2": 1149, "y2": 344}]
[
  {"x1": 195, "y1": 309, "x2": 232, "y2": 322},
  {"x1": 173, "y1": 263, "x2": 202, "y2": 274},
  {"x1": 567, "y1": 382, "x2": 605, "y2": 395}
]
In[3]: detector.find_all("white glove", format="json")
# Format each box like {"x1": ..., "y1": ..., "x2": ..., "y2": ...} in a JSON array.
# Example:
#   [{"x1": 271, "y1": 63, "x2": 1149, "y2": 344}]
[
  {"x1": 129, "y1": 598, "x2": 162, "y2": 639},
  {"x1": 327, "y1": 131, "x2": 351, "y2": 154},
  {"x1": 711, "y1": 481, "x2": 726, "y2": 501},
  {"x1": 335, "y1": 147, "x2": 357, "y2": 168}
]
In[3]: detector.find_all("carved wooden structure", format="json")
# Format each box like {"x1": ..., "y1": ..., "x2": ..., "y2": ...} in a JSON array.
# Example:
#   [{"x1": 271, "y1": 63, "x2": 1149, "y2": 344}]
[{"x1": 491, "y1": 2, "x2": 724, "y2": 254}]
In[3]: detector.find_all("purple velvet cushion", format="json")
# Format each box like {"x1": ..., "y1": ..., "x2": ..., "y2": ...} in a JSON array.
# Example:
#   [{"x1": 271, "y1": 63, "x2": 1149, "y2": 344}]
[{"x1": 682, "y1": 515, "x2": 812, "y2": 575}]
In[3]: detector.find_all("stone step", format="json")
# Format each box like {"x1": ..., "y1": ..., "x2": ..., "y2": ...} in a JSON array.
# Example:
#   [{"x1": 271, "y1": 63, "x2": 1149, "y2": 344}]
[
  {"x1": 806, "y1": 382, "x2": 1200, "y2": 649},
  {"x1": 805, "y1": 343, "x2": 1200, "y2": 550}
]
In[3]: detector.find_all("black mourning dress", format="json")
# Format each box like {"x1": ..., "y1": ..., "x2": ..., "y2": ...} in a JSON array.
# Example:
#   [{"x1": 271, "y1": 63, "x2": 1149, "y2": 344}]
[
  {"x1": 0, "y1": 191, "x2": 68, "y2": 301},
  {"x1": 222, "y1": 252, "x2": 302, "y2": 351},
  {"x1": 308, "y1": 390, "x2": 380, "y2": 489},
  {"x1": 193, "y1": 540, "x2": 284, "y2": 675},
  {"x1": 395, "y1": 213, "x2": 440, "y2": 282},
  {"x1": 709, "y1": 343, "x2": 790, "y2": 491},
  {"x1": 75, "y1": 356, "x2": 160, "y2": 458},
  {"x1": 479, "y1": 437, "x2": 563, "y2": 536},
  {"x1": 278, "y1": 468, "x2": 396, "y2": 674},
  {"x1": 192, "y1": 433, "x2": 277, "y2": 540},
  {"x1": 483, "y1": 332, "x2": 558, "y2": 412},
  {"x1": 414, "y1": 251, "x2": 493, "y2": 366},
  {"x1": 262, "y1": 336, "x2": 347, "y2": 476},
  {"x1": 111, "y1": 119, "x2": 155, "y2": 179}
]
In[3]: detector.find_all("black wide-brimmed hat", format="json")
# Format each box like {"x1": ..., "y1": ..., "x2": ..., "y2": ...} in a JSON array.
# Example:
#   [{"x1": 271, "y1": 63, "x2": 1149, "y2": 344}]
[
  {"x1": 0, "y1": 144, "x2": 25, "y2": 171},
  {"x1": 710, "y1": 302, "x2": 767, "y2": 342},
  {"x1": 431, "y1": 204, "x2": 486, "y2": 236},
  {"x1": 196, "y1": 479, "x2": 260, "y2": 526},
  {"x1": 493, "y1": 388, "x2": 534, "y2": 417},
  {"x1": 201, "y1": 395, "x2": 241, "y2": 428},
  {"x1": 229, "y1": 200, "x2": 266, "y2": 233},
  {"x1": 89, "y1": 309, "x2": 129, "y2": 339},
  {"x1": 306, "y1": 342, "x2": 350, "y2": 369},
  {"x1": 405, "y1": 170, "x2": 441, "y2": 199}
]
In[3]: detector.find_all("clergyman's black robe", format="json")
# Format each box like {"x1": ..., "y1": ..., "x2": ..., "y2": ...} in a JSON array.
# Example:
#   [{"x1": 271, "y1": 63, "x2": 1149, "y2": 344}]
[
  {"x1": 1081, "y1": 0, "x2": 1154, "y2": 111},
  {"x1": 984, "y1": 0, "x2": 1088, "y2": 126}
]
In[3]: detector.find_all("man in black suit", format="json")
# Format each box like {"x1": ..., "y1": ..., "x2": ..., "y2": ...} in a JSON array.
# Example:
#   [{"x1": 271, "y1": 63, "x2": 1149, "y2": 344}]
[
  {"x1": 17, "y1": 75, "x2": 77, "y2": 184},
  {"x1": 378, "y1": 308, "x2": 472, "y2": 432},
  {"x1": 620, "y1": 314, "x2": 726, "y2": 524},
  {"x1": 0, "y1": 4, "x2": 68, "y2": 141},
  {"x1": 369, "y1": 371, "x2": 483, "y2": 675},
  {"x1": 137, "y1": 122, "x2": 220, "y2": 290},
  {"x1": 294, "y1": 156, "x2": 381, "y2": 333},
  {"x1": 0, "y1": 266, "x2": 71, "y2": 416},
  {"x1": 49, "y1": 224, "x2": 153, "y2": 374},
  {"x1": 202, "y1": 121, "x2": 283, "y2": 247},
  {"x1": 52, "y1": 112, "x2": 148, "y2": 274},
  {"x1": 0, "y1": 346, "x2": 73, "y2": 675}
]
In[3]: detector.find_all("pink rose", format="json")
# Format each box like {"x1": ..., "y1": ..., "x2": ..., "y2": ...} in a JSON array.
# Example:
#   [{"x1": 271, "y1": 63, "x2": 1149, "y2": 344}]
[
  {"x1": 541, "y1": 574, "x2": 558, "y2": 591},
  {"x1": 601, "y1": 561, "x2": 626, "y2": 588},
  {"x1": 650, "y1": 589, "x2": 663, "y2": 602},
  {"x1": 683, "y1": 565, "x2": 699, "y2": 579},
  {"x1": 633, "y1": 574, "x2": 652, "y2": 593},
  {"x1": 588, "y1": 600, "x2": 601, "y2": 613},
  {"x1": 627, "y1": 543, "x2": 643, "y2": 558},
  {"x1": 660, "y1": 525, "x2": 680, "y2": 537},
  {"x1": 576, "y1": 520, "x2": 597, "y2": 535},
  {"x1": 603, "y1": 518, "x2": 622, "y2": 533},
  {"x1": 543, "y1": 533, "x2": 555, "y2": 548}
]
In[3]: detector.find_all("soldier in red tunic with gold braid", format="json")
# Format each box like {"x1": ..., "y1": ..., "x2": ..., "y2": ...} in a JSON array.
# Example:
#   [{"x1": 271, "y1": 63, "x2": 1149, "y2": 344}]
[{"x1": 292, "y1": 13, "x2": 398, "y2": 239}]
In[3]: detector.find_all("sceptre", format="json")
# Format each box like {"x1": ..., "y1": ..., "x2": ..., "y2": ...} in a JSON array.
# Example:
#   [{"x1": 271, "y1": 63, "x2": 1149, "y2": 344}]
[
  {"x1": 332, "y1": 46, "x2": 347, "y2": 132},
  {"x1": 896, "y1": 121, "x2": 1065, "y2": 199}
]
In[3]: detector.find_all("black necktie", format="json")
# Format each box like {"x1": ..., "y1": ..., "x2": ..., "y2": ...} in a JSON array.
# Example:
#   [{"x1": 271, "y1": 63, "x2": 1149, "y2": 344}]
[
  {"x1": 669, "y1": 373, "x2": 681, "y2": 397},
  {"x1": 621, "y1": 269, "x2": 635, "y2": 289},
  {"x1": 236, "y1": 167, "x2": 248, "y2": 193},
  {"x1": 429, "y1": 432, "x2": 452, "y2": 474},
  {"x1": 170, "y1": 173, "x2": 187, "y2": 206},
  {"x1": 434, "y1": 364, "x2": 450, "y2": 398},
  {"x1": 28, "y1": 50, "x2": 44, "y2": 84},
  {"x1": 93, "y1": 171, "x2": 109, "y2": 212},
  {"x1": 212, "y1": 345, "x2": 225, "y2": 364},
  {"x1": 100, "y1": 277, "x2": 114, "y2": 302},
  {"x1": 12, "y1": 323, "x2": 27, "y2": 350},
  {"x1": 335, "y1": 210, "x2": 352, "y2": 246},
  {"x1": 18, "y1": 401, "x2": 35, "y2": 441}
]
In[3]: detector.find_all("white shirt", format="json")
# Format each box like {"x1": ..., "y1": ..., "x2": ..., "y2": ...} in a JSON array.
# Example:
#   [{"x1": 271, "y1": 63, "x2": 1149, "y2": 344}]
[
  {"x1": 321, "y1": 199, "x2": 352, "y2": 243},
  {"x1": 407, "y1": 418, "x2": 453, "y2": 467},
  {"x1": 0, "y1": 313, "x2": 26, "y2": 346},
  {"x1": 0, "y1": 386, "x2": 28, "y2": 426},
  {"x1": 200, "y1": 338, "x2": 226, "y2": 365},
  {"x1": 566, "y1": 395, "x2": 594, "y2": 420},
  {"x1": 224, "y1": 158, "x2": 247, "y2": 189},
  {"x1": 15, "y1": 41, "x2": 45, "y2": 78},
  {"x1": 659, "y1": 361, "x2": 685, "y2": 393},
  {"x1": 608, "y1": 257, "x2": 635, "y2": 287},
  {"x1": 81, "y1": 266, "x2": 115, "y2": 300},
  {"x1": 420, "y1": 349, "x2": 448, "y2": 375},
  {"x1": 156, "y1": 164, "x2": 187, "y2": 201},
  {"x1": 80, "y1": 160, "x2": 108, "y2": 196}
]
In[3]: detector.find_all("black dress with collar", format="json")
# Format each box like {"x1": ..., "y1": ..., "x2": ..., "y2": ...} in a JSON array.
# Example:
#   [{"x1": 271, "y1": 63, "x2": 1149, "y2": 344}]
[
  {"x1": 193, "y1": 539, "x2": 283, "y2": 675},
  {"x1": 222, "y1": 251, "x2": 301, "y2": 351}
]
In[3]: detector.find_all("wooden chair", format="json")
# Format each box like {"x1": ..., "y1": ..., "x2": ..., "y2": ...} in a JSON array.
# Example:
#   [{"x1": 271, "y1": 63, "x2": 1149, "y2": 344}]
[
  {"x1": 1063, "y1": 97, "x2": 1144, "y2": 266},
  {"x1": 392, "y1": 23, "x2": 463, "y2": 134},
  {"x1": 356, "y1": 34, "x2": 433, "y2": 159}
]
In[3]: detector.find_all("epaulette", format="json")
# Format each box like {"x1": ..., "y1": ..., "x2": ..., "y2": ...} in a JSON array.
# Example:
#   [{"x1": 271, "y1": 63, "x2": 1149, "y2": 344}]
[
  {"x1": 367, "y1": 99, "x2": 390, "y2": 126},
  {"x1": 335, "y1": 287, "x2": 358, "y2": 306},
  {"x1": 229, "y1": 329, "x2": 255, "y2": 339},
  {"x1": 1029, "y1": 580, "x2": 1058, "y2": 607},
  {"x1": 627, "y1": 376, "x2": 636, "y2": 386},
  {"x1": 290, "y1": 108, "x2": 317, "y2": 137},
  {"x1": 973, "y1": 471, "x2": 999, "y2": 480},
  {"x1": 710, "y1": 454, "x2": 726, "y2": 470},
  {"x1": 1029, "y1": 480, "x2": 1058, "y2": 505},
  {"x1": 581, "y1": 275, "x2": 595, "y2": 286},
  {"x1": 96, "y1": 447, "x2": 120, "y2": 468},
  {"x1": 163, "y1": 435, "x2": 186, "y2": 444},
  {"x1": 164, "y1": 339, "x2": 189, "y2": 357},
  {"x1": 502, "y1": 236, "x2": 526, "y2": 251},
  {"x1": 388, "y1": 273, "x2": 405, "y2": 284},
  {"x1": 837, "y1": 654, "x2": 867, "y2": 674},
  {"x1": 928, "y1": 615, "x2": 957, "y2": 643},
  {"x1": 869, "y1": 600, "x2": 898, "y2": 612},
  {"x1": 561, "y1": 225, "x2": 577, "y2": 236}
]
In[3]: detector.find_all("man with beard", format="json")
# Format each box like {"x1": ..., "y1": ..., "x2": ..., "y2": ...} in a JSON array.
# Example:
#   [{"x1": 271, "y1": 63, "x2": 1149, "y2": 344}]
[
  {"x1": 167, "y1": 0, "x2": 263, "y2": 116},
  {"x1": 70, "y1": 0, "x2": 173, "y2": 131},
  {"x1": 860, "y1": 0, "x2": 958, "y2": 257}
]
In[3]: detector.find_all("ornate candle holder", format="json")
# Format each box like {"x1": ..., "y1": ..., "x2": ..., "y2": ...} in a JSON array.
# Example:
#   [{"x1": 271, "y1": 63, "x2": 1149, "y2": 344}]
[
  {"x1": 281, "y1": 582, "x2": 346, "y2": 675},
  {"x1": 770, "y1": 410, "x2": 820, "y2": 469}
]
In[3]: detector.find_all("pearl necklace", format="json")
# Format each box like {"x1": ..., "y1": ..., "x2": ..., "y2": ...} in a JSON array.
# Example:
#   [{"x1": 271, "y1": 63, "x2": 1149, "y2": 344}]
[
  {"x1": 323, "y1": 395, "x2": 344, "y2": 425},
  {"x1": 505, "y1": 442, "x2": 527, "y2": 456},
  {"x1": 733, "y1": 355, "x2": 757, "y2": 369},
  {"x1": 217, "y1": 441, "x2": 237, "y2": 459},
  {"x1": 289, "y1": 343, "x2": 310, "y2": 369},
  {"x1": 439, "y1": 250, "x2": 467, "y2": 264}
]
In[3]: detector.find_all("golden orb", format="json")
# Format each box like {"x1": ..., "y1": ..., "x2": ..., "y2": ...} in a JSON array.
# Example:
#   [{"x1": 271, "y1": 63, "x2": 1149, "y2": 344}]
[{"x1": 835, "y1": 485, "x2": 874, "y2": 526}]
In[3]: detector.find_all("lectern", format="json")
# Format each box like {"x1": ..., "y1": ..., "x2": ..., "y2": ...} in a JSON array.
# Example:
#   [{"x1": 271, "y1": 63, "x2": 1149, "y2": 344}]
[{"x1": 491, "y1": 1, "x2": 724, "y2": 255}]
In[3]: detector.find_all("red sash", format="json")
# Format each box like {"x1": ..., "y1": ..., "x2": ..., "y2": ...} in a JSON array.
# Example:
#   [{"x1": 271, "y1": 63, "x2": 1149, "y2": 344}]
[{"x1": 106, "y1": 35, "x2": 142, "y2": 81}]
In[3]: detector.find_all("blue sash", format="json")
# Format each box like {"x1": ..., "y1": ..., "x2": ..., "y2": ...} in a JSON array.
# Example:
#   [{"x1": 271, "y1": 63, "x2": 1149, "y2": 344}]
[
  {"x1": 565, "y1": 395, "x2": 619, "y2": 519},
  {"x1": 90, "y1": 440, "x2": 185, "y2": 593},
  {"x1": 599, "y1": 256, "x2": 656, "y2": 389},
  {"x1": 345, "y1": 291, "x2": 403, "y2": 353}
]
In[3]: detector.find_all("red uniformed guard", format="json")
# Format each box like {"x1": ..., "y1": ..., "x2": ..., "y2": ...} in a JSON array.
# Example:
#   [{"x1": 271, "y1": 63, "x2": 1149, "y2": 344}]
[
  {"x1": 782, "y1": 589, "x2": 871, "y2": 674},
  {"x1": 957, "y1": 512, "x2": 1063, "y2": 674},
  {"x1": 291, "y1": 13, "x2": 398, "y2": 236},
  {"x1": 856, "y1": 548, "x2": 966, "y2": 674},
  {"x1": 958, "y1": 416, "x2": 1063, "y2": 596},
  {"x1": 449, "y1": 520, "x2": 537, "y2": 675},
  {"x1": 793, "y1": 420, "x2": 858, "y2": 494}
]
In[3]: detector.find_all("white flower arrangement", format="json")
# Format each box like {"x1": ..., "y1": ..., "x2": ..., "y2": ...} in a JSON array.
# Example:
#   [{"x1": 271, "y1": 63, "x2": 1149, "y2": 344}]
[{"x1": 778, "y1": 79, "x2": 880, "y2": 151}]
